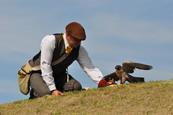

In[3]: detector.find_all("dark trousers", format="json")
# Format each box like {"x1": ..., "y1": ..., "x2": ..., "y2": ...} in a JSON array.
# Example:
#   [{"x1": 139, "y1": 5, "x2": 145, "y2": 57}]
[{"x1": 29, "y1": 72, "x2": 82, "y2": 99}]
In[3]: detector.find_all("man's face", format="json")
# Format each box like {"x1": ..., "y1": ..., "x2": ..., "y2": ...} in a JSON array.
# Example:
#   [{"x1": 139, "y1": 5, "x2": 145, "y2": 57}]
[{"x1": 66, "y1": 35, "x2": 82, "y2": 48}]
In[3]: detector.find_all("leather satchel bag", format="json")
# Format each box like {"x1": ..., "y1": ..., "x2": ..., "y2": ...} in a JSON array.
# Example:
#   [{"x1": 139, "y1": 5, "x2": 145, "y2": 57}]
[{"x1": 17, "y1": 62, "x2": 33, "y2": 95}]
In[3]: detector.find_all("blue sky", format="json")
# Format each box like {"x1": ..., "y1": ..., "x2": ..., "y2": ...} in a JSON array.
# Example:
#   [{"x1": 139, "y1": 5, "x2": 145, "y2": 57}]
[{"x1": 0, "y1": 0, "x2": 173, "y2": 104}]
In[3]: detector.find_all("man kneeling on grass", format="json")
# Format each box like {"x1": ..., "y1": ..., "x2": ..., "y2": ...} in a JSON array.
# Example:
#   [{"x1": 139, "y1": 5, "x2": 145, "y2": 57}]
[{"x1": 23, "y1": 22, "x2": 104, "y2": 99}]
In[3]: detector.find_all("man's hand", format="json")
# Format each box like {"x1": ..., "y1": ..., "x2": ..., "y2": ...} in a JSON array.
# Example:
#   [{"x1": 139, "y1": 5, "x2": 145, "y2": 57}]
[{"x1": 51, "y1": 90, "x2": 63, "y2": 96}]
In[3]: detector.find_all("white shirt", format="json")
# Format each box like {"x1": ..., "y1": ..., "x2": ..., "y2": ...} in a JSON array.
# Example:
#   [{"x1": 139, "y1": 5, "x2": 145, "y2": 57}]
[{"x1": 40, "y1": 33, "x2": 103, "y2": 91}]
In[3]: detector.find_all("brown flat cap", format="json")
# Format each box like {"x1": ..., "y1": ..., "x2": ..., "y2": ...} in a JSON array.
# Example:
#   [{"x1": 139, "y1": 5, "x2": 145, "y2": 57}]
[{"x1": 65, "y1": 22, "x2": 86, "y2": 40}]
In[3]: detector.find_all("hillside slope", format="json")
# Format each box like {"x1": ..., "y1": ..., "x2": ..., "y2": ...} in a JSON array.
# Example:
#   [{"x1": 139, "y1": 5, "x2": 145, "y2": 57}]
[{"x1": 0, "y1": 80, "x2": 173, "y2": 115}]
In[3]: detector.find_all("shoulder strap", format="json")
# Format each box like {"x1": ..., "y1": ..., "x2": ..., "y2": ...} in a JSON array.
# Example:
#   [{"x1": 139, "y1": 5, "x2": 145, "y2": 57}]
[
  {"x1": 31, "y1": 33, "x2": 67, "y2": 71},
  {"x1": 31, "y1": 53, "x2": 68, "y2": 71},
  {"x1": 52, "y1": 53, "x2": 68, "y2": 66}
]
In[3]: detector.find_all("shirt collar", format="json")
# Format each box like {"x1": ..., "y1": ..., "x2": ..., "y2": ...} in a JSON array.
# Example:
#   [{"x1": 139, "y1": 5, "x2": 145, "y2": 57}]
[{"x1": 63, "y1": 33, "x2": 70, "y2": 49}]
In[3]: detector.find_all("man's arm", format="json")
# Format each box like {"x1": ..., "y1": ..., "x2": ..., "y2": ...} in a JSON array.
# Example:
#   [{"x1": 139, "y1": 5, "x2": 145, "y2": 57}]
[
  {"x1": 40, "y1": 35, "x2": 63, "y2": 95},
  {"x1": 77, "y1": 46, "x2": 103, "y2": 84}
]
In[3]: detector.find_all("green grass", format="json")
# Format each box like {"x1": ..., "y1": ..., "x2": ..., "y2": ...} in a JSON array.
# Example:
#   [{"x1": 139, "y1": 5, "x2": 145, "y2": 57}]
[{"x1": 0, "y1": 80, "x2": 173, "y2": 115}]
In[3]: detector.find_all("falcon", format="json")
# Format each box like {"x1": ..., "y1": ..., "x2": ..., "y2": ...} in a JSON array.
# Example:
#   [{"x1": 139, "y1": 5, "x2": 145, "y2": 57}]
[{"x1": 103, "y1": 61, "x2": 153, "y2": 85}]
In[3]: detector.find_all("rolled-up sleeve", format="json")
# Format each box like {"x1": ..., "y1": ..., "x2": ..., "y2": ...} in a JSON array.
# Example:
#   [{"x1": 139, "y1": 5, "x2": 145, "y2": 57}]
[
  {"x1": 40, "y1": 35, "x2": 56, "y2": 91},
  {"x1": 77, "y1": 46, "x2": 103, "y2": 84}
]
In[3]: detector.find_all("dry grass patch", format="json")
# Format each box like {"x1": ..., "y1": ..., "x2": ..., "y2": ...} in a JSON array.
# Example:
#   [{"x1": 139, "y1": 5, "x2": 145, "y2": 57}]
[{"x1": 0, "y1": 80, "x2": 173, "y2": 115}]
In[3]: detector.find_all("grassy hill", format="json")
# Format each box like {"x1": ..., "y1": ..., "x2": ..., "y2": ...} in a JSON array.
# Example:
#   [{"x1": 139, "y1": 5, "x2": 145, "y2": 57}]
[{"x1": 0, "y1": 80, "x2": 173, "y2": 115}]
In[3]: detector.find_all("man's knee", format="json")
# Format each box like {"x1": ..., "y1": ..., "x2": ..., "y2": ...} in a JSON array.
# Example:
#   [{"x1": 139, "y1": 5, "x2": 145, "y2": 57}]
[
  {"x1": 30, "y1": 73, "x2": 51, "y2": 97},
  {"x1": 30, "y1": 88, "x2": 50, "y2": 99},
  {"x1": 36, "y1": 88, "x2": 51, "y2": 97},
  {"x1": 64, "y1": 79, "x2": 82, "y2": 92}
]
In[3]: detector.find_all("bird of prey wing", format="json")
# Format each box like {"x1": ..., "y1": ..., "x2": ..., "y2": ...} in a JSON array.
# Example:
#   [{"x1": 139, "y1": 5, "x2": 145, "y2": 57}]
[{"x1": 122, "y1": 61, "x2": 153, "y2": 73}]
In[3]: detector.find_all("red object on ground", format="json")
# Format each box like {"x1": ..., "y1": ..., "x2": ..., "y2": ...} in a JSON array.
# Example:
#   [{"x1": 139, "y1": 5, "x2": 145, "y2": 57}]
[{"x1": 98, "y1": 79, "x2": 108, "y2": 87}]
